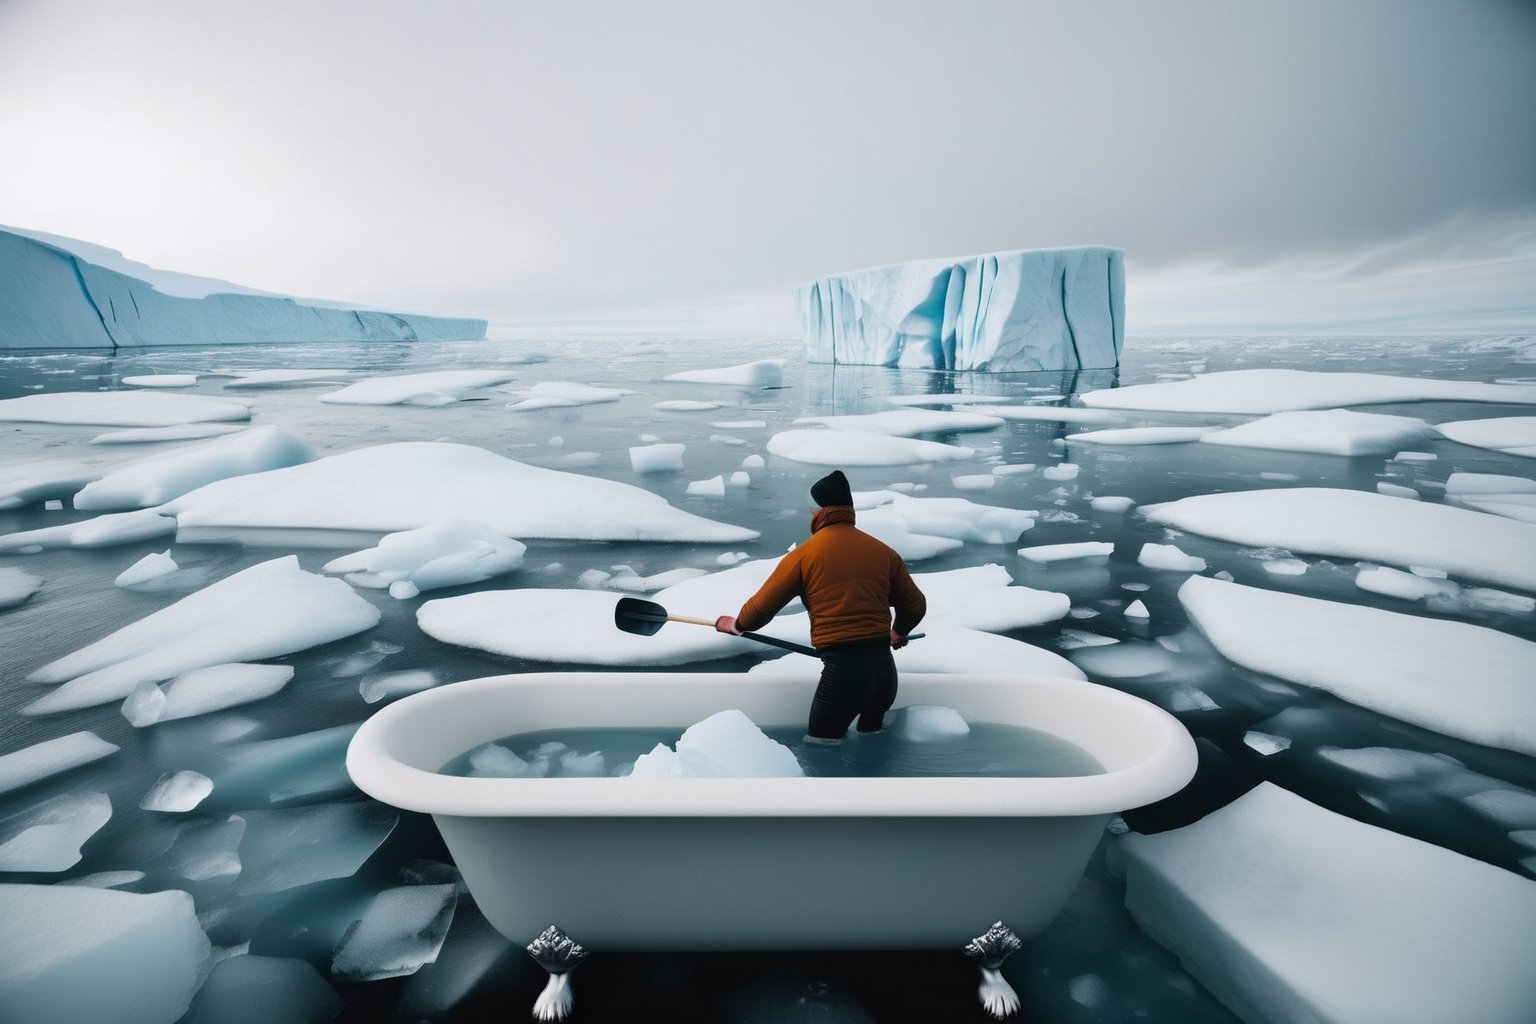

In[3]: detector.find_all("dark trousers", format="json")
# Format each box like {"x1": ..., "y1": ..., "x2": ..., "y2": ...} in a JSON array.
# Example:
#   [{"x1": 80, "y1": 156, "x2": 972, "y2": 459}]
[{"x1": 807, "y1": 639, "x2": 897, "y2": 740}]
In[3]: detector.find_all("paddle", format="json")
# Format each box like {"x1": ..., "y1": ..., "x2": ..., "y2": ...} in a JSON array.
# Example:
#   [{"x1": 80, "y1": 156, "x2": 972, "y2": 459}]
[{"x1": 613, "y1": 597, "x2": 922, "y2": 658}]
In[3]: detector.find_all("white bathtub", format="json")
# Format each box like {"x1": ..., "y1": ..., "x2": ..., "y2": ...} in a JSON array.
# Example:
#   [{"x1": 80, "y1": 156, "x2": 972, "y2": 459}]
[{"x1": 347, "y1": 671, "x2": 1196, "y2": 956}]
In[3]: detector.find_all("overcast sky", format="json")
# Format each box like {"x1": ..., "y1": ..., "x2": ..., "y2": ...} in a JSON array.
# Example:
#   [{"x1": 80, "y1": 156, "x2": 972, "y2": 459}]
[{"x1": 1, "y1": 0, "x2": 1532, "y2": 333}]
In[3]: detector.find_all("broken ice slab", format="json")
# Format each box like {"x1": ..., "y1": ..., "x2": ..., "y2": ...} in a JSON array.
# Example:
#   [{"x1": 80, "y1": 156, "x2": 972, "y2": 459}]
[
  {"x1": 235, "y1": 801, "x2": 399, "y2": 895},
  {"x1": 122, "y1": 663, "x2": 295, "y2": 726},
  {"x1": 331, "y1": 882, "x2": 459, "y2": 980},
  {"x1": 0, "y1": 731, "x2": 119, "y2": 795},
  {"x1": 0, "y1": 791, "x2": 112, "y2": 872},
  {"x1": 140, "y1": 770, "x2": 215, "y2": 813},
  {"x1": 397, "y1": 897, "x2": 527, "y2": 1019},
  {"x1": 205, "y1": 722, "x2": 360, "y2": 809},
  {"x1": 1121, "y1": 782, "x2": 1536, "y2": 1024},
  {"x1": 181, "y1": 954, "x2": 341, "y2": 1024},
  {"x1": 169, "y1": 815, "x2": 246, "y2": 882},
  {"x1": 0, "y1": 883, "x2": 208, "y2": 1024}
]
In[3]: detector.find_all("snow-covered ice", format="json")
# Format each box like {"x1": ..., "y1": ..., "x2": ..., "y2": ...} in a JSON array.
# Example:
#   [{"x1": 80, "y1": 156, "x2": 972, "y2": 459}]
[
  {"x1": 1143, "y1": 487, "x2": 1536, "y2": 591},
  {"x1": 766, "y1": 428, "x2": 974, "y2": 466},
  {"x1": 1199, "y1": 410, "x2": 1438, "y2": 456},
  {"x1": 974, "y1": 405, "x2": 1123, "y2": 424},
  {"x1": 0, "y1": 391, "x2": 251, "y2": 426},
  {"x1": 0, "y1": 565, "x2": 44, "y2": 607},
  {"x1": 24, "y1": 555, "x2": 380, "y2": 714},
  {"x1": 0, "y1": 791, "x2": 112, "y2": 871},
  {"x1": 170, "y1": 814, "x2": 245, "y2": 881},
  {"x1": 0, "y1": 883, "x2": 208, "y2": 1024},
  {"x1": 1437, "y1": 416, "x2": 1536, "y2": 458},
  {"x1": 1179, "y1": 575, "x2": 1536, "y2": 756},
  {"x1": 1081, "y1": 368, "x2": 1536, "y2": 413},
  {"x1": 504, "y1": 381, "x2": 636, "y2": 410},
  {"x1": 0, "y1": 459, "x2": 100, "y2": 508},
  {"x1": 332, "y1": 883, "x2": 458, "y2": 981},
  {"x1": 663, "y1": 359, "x2": 785, "y2": 386},
  {"x1": 1121, "y1": 782, "x2": 1536, "y2": 1024},
  {"x1": 911, "y1": 564, "x2": 1070, "y2": 630},
  {"x1": 1090, "y1": 495, "x2": 1135, "y2": 512},
  {"x1": 0, "y1": 507, "x2": 176, "y2": 554},
  {"x1": 1124, "y1": 599, "x2": 1150, "y2": 619},
  {"x1": 1138, "y1": 543, "x2": 1207, "y2": 572},
  {"x1": 318, "y1": 370, "x2": 514, "y2": 406},
  {"x1": 1068, "y1": 426, "x2": 1213, "y2": 446},
  {"x1": 218, "y1": 368, "x2": 353, "y2": 388},
  {"x1": 1444, "y1": 471, "x2": 1536, "y2": 522},
  {"x1": 629, "y1": 710, "x2": 803, "y2": 778},
  {"x1": 629, "y1": 442, "x2": 686, "y2": 474},
  {"x1": 794, "y1": 408, "x2": 1003, "y2": 436},
  {"x1": 1019, "y1": 541, "x2": 1114, "y2": 563},
  {"x1": 0, "y1": 731, "x2": 119, "y2": 795},
  {"x1": 140, "y1": 770, "x2": 214, "y2": 812},
  {"x1": 890, "y1": 705, "x2": 971, "y2": 741},
  {"x1": 74, "y1": 425, "x2": 314, "y2": 510},
  {"x1": 862, "y1": 494, "x2": 1036, "y2": 546},
  {"x1": 161, "y1": 442, "x2": 756, "y2": 543},
  {"x1": 323, "y1": 519, "x2": 526, "y2": 595},
  {"x1": 123, "y1": 374, "x2": 197, "y2": 387},
  {"x1": 687, "y1": 475, "x2": 726, "y2": 496},
  {"x1": 122, "y1": 663, "x2": 295, "y2": 726}
]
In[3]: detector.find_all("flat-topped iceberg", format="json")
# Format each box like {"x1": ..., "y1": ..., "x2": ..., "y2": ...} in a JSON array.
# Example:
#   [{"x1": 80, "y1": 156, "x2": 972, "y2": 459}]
[
  {"x1": 794, "y1": 246, "x2": 1124, "y2": 371},
  {"x1": 1121, "y1": 783, "x2": 1536, "y2": 1024},
  {"x1": 0, "y1": 225, "x2": 486, "y2": 349}
]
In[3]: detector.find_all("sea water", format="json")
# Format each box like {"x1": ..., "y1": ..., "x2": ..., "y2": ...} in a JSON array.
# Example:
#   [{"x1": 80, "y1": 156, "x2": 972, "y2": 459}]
[
  {"x1": 2, "y1": 332, "x2": 1534, "y2": 1024},
  {"x1": 440, "y1": 722, "x2": 1106, "y2": 779}
]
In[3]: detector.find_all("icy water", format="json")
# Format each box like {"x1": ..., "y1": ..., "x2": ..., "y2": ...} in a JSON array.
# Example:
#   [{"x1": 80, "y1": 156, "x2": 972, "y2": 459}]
[
  {"x1": 2, "y1": 332, "x2": 1535, "y2": 1023},
  {"x1": 442, "y1": 722, "x2": 1106, "y2": 780}
]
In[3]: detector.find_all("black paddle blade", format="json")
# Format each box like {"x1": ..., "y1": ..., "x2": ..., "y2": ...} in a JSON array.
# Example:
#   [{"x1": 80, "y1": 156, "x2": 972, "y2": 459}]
[{"x1": 614, "y1": 597, "x2": 669, "y2": 636}]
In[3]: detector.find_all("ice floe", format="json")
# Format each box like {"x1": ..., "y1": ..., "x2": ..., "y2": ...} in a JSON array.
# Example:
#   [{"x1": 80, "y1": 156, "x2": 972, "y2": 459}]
[
  {"x1": 218, "y1": 368, "x2": 352, "y2": 388},
  {"x1": 115, "y1": 550, "x2": 178, "y2": 587},
  {"x1": 74, "y1": 426, "x2": 314, "y2": 510},
  {"x1": 0, "y1": 566, "x2": 44, "y2": 607},
  {"x1": 1444, "y1": 472, "x2": 1536, "y2": 522},
  {"x1": 1137, "y1": 543, "x2": 1207, "y2": 572},
  {"x1": 323, "y1": 519, "x2": 526, "y2": 597},
  {"x1": 122, "y1": 663, "x2": 295, "y2": 726},
  {"x1": 1143, "y1": 487, "x2": 1536, "y2": 591},
  {"x1": 332, "y1": 883, "x2": 458, "y2": 981},
  {"x1": 0, "y1": 884, "x2": 208, "y2": 1024},
  {"x1": 1019, "y1": 541, "x2": 1114, "y2": 564},
  {"x1": 140, "y1": 771, "x2": 214, "y2": 812},
  {"x1": 160, "y1": 442, "x2": 756, "y2": 543},
  {"x1": 794, "y1": 408, "x2": 1003, "y2": 436},
  {"x1": 1199, "y1": 409, "x2": 1438, "y2": 456},
  {"x1": 209, "y1": 723, "x2": 360, "y2": 807},
  {"x1": 319, "y1": 370, "x2": 515, "y2": 406},
  {"x1": 90, "y1": 423, "x2": 248, "y2": 444},
  {"x1": 886, "y1": 393, "x2": 1009, "y2": 407},
  {"x1": 1353, "y1": 565, "x2": 1534, "y2": 615},
  {"x1": 860, "y1": 494, "x2": 1036, "y2": 547},
  {"x1": 123, "y1": 374, "x2": 197, "y2": 388},
  {"x1": 1081, "y1": 368, "x2": 1536, "y2": 413},
  {"x1": 0, "y1": 791, "x2": 112, "y2": 871},
  {"x1": 1068, "y1": 426, "x2": 1213, "y2": 446},
  {"x1": 629, "y1": 442, "x2": 686, "y2": 473},
  {"x1": 0, "y1": 459, "x2": 100, "y2": 508},
  {"x1": 748, "y1": 625, "x2": 1085, "y2": 679},
  {"x1": 628, "y1": 710, "x2": 803, "y2": 778},
  {"x1": 912, "y1": 564, "x2": 1069, "y2": 630},
  {"x1": 170, "y1": 814, "x2": 244, "y2": 880},
  {"x1": 1179, "y1": 575, "x2": 1536, "y2": 756},
  {"x1": 0, "y1": 731, "x2": 119, "y2": 795},
  {"x1": 0, "y1": 508, "x2": 176, "y2": 554},
  {"x1": 0, "y1": 391, "x2": 250, "y2": 426},
  {"x1": 1437, "y1": 416, "x2": 1536, "y2": 458},
  {"x1": 963, "y1": 405, "x2": 1122, "y2": 424},
  {"x1": 662, "y1": 359, "x2": 785, "y2": 386},
  {"x1": 1121, "y1": 782, "x2": 1536, "y2": 1024},
  {"x1": 767, "y1": 428, "x2": 974, "y2": 467},
  {"x1": 653, "y1": 399, "x2": 723, "y2": 411},
  {"x1": 24, "y1": 556, "x2": 380, "y2": 715},
  {"x1": 504, "y1": 381, "x2": 636, "y2": 410}
]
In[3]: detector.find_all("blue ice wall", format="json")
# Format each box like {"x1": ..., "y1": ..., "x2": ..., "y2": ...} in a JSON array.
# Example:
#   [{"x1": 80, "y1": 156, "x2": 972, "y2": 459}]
[
  {"x1": 0, "y1": 227, "x2": 487, "y2": 350},
  {"x1": 793, "y1": 246, "x2": 1124, "y2": 372}
]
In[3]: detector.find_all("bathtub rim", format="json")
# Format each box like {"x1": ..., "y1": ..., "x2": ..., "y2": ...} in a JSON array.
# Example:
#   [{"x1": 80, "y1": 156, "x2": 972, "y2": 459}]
[{"x1": 346, "y1": 671, "x2": 1197, "y2": 819}]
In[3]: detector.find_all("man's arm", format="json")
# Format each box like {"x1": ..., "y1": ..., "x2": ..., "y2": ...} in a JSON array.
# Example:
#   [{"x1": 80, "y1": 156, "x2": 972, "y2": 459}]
[
  {"x1": 889, "y1": 555, "x2": 926, "y2": 638},
  {"x1": 734, "y1": 551, "x2": 805, "y2": 632}
]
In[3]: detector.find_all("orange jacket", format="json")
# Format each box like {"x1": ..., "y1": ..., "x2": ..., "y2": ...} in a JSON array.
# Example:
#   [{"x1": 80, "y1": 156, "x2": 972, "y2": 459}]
[{"x1": 736, "y1": 506, "x2": 926, "y2": 649}]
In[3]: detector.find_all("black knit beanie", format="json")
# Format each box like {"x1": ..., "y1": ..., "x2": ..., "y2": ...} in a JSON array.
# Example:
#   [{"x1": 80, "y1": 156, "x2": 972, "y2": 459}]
[{"x1": 810, "y1": 469, "x2": 853, "y2": 508}]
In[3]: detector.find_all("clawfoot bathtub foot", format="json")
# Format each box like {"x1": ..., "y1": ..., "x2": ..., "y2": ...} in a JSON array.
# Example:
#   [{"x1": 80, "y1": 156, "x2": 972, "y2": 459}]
[
  {"x1": 963, "y1": 920, "x2": 1023, "y2": 1019},
  {"x1": 527, "y1": 925, "x2": 590, "y2": 1021}
]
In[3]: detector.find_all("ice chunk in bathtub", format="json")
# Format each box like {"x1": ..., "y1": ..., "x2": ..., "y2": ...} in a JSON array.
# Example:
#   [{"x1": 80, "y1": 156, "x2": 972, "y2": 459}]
[
  {"x1": 466, "y1": 743, "x2": 531, "y2": 778},
  {"x1": 891, "y1": 704, "x2": 971, "y2": 742},
  {"x1": 0, "y1": 883, "x2": 209, "y2": 1024},
  {"x1": 630, "y1": 710, "x2": 803, "y2": 778}
]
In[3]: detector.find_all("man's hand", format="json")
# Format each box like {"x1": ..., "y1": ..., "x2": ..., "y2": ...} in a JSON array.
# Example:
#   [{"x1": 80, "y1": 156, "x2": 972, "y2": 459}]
[
  {"x1": 890, "y1": 629, "x2": 909, "y2": 649},
  {"x1": 715, "y1": 615, "x2": 743, "y2": 635}
]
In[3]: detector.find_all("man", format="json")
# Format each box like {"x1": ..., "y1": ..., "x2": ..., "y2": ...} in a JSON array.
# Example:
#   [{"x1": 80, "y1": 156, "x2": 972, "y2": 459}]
[{"x1": 716, "y1": 469, "x2": 926, "y2": 741}]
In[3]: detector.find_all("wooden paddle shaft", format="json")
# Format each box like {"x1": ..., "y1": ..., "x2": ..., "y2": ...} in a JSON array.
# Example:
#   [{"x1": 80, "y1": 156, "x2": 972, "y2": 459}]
[{"x1": 667, "y1": 613, "x2": 716, "y2": 627}]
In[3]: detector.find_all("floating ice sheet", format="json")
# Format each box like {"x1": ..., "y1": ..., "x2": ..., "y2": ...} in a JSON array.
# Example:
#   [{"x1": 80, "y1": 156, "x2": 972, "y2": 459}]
[
  {"x1": 1019, "y1": 541, "x2": 1114, "y2": 564},
  {"x1": 1138, "y1": 543, "x2": 1207, "y2": 572},
  {"x1": 1444, "y1": 472, "x2": 1536, "y2": 522},
  {"x1": 1121, "y1": 782, "x2": 1536, "y2": 1024},
  {"x1": 1199, "y1": 409, "x2": 1438, "y2": 456},
  {"x1": 1180, "y1": 575, "x2": 1536, "y2": 756},
  {"x1": 766, "y1": 429, "x2": 974, "y2": 466},
  {"x1": 74, "y1": 426, "x2": 314, "y2": 510},
  {"x1": 0, "y1": 884, "x2": 208, "y2": 1024},
  {"x1": 123, "y1": 374, "x2": 197, "y2": 388},
  {"x1": 319, "y1": 370, "x2": 514, "y2": 406},
  {"x1": 0, "y1": 508, "x2": 177, "y2": 554},
  {"x1": 90, "y1": 423, "x2": 247, "y2": 444},
  {"x1": 140, "y1": 771, "x2": 214, "y2": 812},
  {"x1": 1437, "y1": 416, "x2": 1536, "y2": 458},
  {"x1": 912, "y1": 564, "x2": 1070, "y2": 631},
  {"x1": 0, "y1": 791, "x2": 112, "y2": 872},
  {"x1": 1143, "y1": 487, "x2": 1536, "y2": 591},
  {"x1": 1081, "y1": 369, "x2": 1536, "y2": 413},
  {"x1": 0, "y1": 459, "x2": 100, "y2": 508},
  {"x1": 1067, "y1": 426, "x2": 1213, "y2": 445},
  {"x1": 210, "y1": 723, "x2": 361, "y2": 807},
  {"x1": 663, "y1": 359, "x2": 785, "y2": 386},
  {"x1": 794, "y1": 409, "x2": 1003, "y2": 436},
  {"x1": 25, "y1": 556, "x2": 379, "y2": 715},
  {"x1": 323, "y1": 518, "x2": 526, "y2": 595},
  {"x1": 0, "y1": 391, "x2": 251, "y2": 426},
  {"x1": 162, "y1": 442, "x2": 757, "y2": 543},
  {"x1": 122, "y1": 663, "x2": 295, "y2": 726},
  {"x1": 218, "y1": 368, "x2": 353, "y2": 388},
  {"x1": 504, "y1": 381, "x2": 636, "y2": 410},
  {"x1": 0, "y1": 732, "x2": 119, "y2": 795}
]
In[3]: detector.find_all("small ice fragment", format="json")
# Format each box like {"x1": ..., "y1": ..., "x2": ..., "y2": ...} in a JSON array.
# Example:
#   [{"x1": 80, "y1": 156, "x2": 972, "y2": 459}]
[
  {"x1": 140, "y1": 771, "x2": 214, "y2": 812},
  {"x1": 332, "y1": 884, "x2": 459, "y2": 981},
  {"x1": 558, "y1": 750, "x2": 606, "y2": 776},
  {"x1": 992, "y1": 464, "x2": 1036, "y2": 476},
  {"x1": 728, "y1": 471, "x2": 751, "y2": 487},
  {"x1": 1409, "y1": 565, "x2": 1449, "y2": 579},
  {"x1": 1138, "y1": 543, "x2": 1207, "y2": 572},
  {"x1": 123, "y1": 374, "x2": 198, "y2": 387},
  {"x1": 687, "y1": 475, "x2": 726, "y2": 497},
  {"x1": 1377, "y1": 482, "x2": 1420, "y2": 500},
  {"x1": 389, "y1": 581, "x2": 420, "y2": 600},
  {"x1": 654, "y1": 399, "x2": 722, "y2": 411},
  {"x1": 716, "y1": 551, "x2": 749, "y2": 565},
  {"x1": 1262, "y1": 558, "x2": 1309, "y2": 576},
  {"x1": 1091, "y1": 495, "x2": 1135, "y2": 512},
  {"x1": 577, "y1": 569, "x2": 611, "y2": 587},
  {"x1": 1243, "y1": 731, "x2": 1292, "y2": 756},
  {"x1": 630, "y1": 443, "x2": 685, "y2": 473},
  {"x1": 891, "y1": 705, "x2": 970, "y2": 742},
  {"x1": 323, "y1": 519, "x2": 526, "y2": 595},
  {"x1": 1057, "y1": 630, "x2": 1119, "y2": 649},
  {"x1": 0, "y1": 732, "x2": 119, "y2": 795},
  {"x1": 635, "y1": 710, "x2": 802, "y2": 777},
  {"x1": 1019, "y1": 541, "x2": 1114, "y2": 563},
  {"x1": 44, "y1": 499, "x2": 63, "y2": 511},
  {"x1": 1214, "y1": 570, "x2": 1235, "y2": 581},
  {"x1": 171, "y1": 814, "x2": 246, "y2": 881},
  {"x1": 1123, "y1": 582, "x2": 1151, "y2": 592},
  {"x1": 1462, "y1": 789, "x2": 1536, "y2": 828},
  {"x1": 742, "y1": 454, "x2": 765, "y2": 469},
  {"x1": 1394, "y1": 451, "x2": 1436, "y2": 461},
  {"x1": 360, "y1": 670, "x2": 437, "y2": 704},
  {"x1": 1068, "y1": 607, "x2": 1100, "y2": 619},
  {"x1": 1068, "y1": 973, "x2": 1110, "y2": 1008},
  {"x1": 0, "y1": 791, "x2": 113, "y2": 872},
  {"x1": 548, "y1": 436, "x2": 563, "y2": 447},
  {"x1": 1315, "y1": 746, "x2": 1462, "y2": 782},
  {"x1": 115, "y1": 550, "x2": 178, "y2": 587},
  {"x1": 467, "y1": 744, "x2": 530, "y2": 778},
  {"x1": 1041, "y1": 463, "x2": 1080, "y2": 481},
  {"x1": 952, "y1": 474, "x2": 994, "y2": 491},
  {"x1": 1125, "y1": 599, "x2": 1150, "y2": 619}
]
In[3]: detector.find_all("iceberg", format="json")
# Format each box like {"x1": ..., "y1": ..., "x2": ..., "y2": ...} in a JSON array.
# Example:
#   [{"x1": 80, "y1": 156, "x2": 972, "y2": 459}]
[
  {"x1": 1120, "y1": 783, "x2": 1536, "y2": 1024},
  {"x1": 0, "y1": 884, "x2": 209, "y2": 1024},
  {"x1": 794, "y1": 246, "x2": 1124, "y2": 371},
  {"x1": 0, "y1": 225, "x2": 486, "y2": 349}
]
